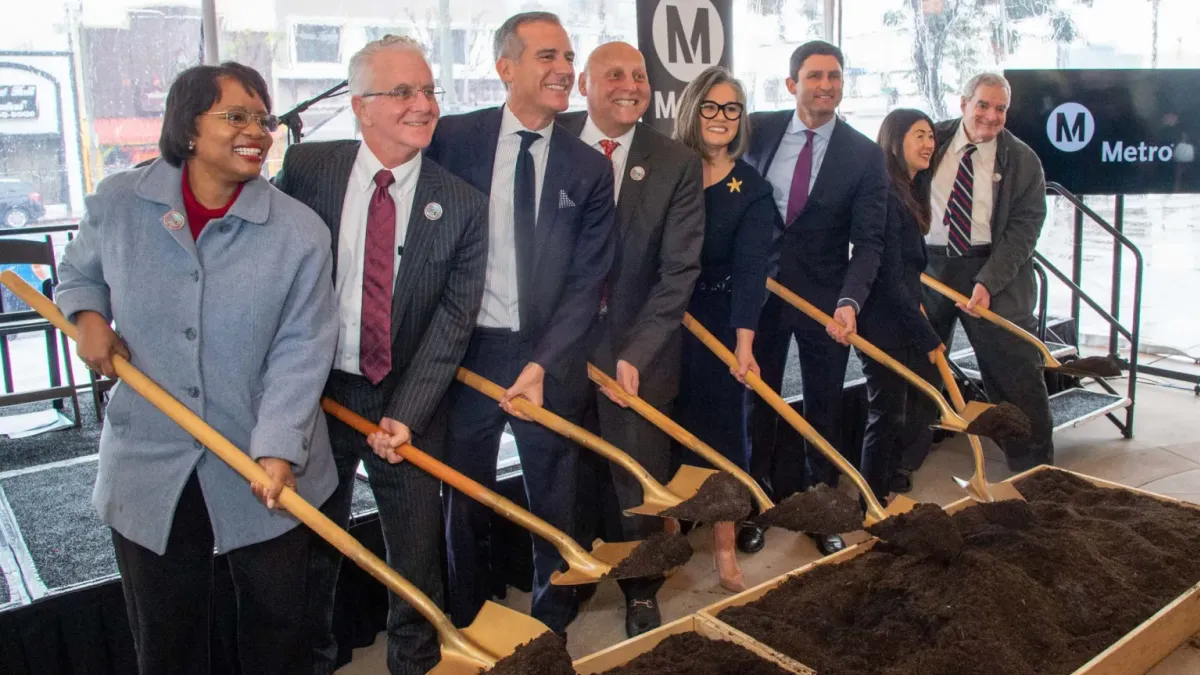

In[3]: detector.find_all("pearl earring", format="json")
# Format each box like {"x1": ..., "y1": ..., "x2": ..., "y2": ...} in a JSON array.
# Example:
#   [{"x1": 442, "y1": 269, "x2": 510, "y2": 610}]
[{"x1": 188, "y1": 140, "x2": 195, "y2": 150}]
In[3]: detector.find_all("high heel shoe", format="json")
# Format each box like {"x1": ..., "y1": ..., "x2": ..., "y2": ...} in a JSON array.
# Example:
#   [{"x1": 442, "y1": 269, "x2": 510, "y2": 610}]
[{"x1": 713, "y1": 521, "x2": 746, "y2": 593}]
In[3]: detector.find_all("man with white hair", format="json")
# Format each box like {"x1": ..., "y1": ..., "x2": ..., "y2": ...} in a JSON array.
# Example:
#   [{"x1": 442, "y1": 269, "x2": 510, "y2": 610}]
[
  {"x1": 274, "y1": 35, "x2": 488, "y2": 675},
  {"x1": 913, "y1": 71, "x2": 1054, "y2": 477}
]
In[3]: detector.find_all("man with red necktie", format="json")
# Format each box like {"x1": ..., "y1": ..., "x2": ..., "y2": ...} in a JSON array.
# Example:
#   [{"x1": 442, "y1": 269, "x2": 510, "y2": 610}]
[
  {"x1": 274, "y1": 35, "x2": 487, "y2": 675},
  {"x1": 558, "y1": 40, "x2": 704, "y2": 638}
]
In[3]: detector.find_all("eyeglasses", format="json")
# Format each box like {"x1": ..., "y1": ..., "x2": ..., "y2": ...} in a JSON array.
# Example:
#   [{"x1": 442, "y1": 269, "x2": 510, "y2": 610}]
[
  {"x1": 699, "y1": 101, "x2": 744, "y2": 121},
  {"x1": 203, "y1": 109, "x2": 280, "y2": 133},
  {"x1": 360, "y1": 85, "x2": 445, "y2": 103}
]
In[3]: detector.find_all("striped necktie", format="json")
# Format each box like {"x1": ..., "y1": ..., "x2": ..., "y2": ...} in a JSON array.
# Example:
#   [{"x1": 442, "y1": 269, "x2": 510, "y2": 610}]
[{"x1": 943, "y1": 143, "x2": 977, "y2": 256}]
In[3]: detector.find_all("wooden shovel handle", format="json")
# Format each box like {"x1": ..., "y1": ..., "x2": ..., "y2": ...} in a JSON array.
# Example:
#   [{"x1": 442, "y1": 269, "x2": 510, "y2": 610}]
[
  {"x1": 681, "y1": 312, "x2": 888, "y2": 524},
  {"x1": 320, "y1": 398, "x2": 594, "y2": 563},
  {"x1": 0, "y1": 270, "x2": 488, "y2": 662},
  {"x1": 587, "y1": 363, "x2": 774, "y2": 512},
  {"x1": 454, "y1": 367, "x2": 681, "y2": 505},
  {"x1": 919, "y1": 273, "x2": 1059, "y2": 367},
  {"x1": 766, "y1": 278, "x2": 960, "y2": 426}
]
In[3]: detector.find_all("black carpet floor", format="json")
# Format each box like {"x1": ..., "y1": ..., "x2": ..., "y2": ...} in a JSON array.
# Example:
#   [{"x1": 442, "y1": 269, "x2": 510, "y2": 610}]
[
  {"x1": 0, "y1": 397, "x2": 100, "y2": 474},
  {"x1": 1, "y1": 460, "x2": 113, "y2": 592}
]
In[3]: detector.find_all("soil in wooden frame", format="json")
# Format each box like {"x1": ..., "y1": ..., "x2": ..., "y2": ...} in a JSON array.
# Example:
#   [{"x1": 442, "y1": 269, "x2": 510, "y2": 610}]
[
  {"x1": 597, "y1": 631, "x2": 797, "y2": 675},
  {"x1": 718, "y1": 469, "x2": 1200, "y2": 675}
]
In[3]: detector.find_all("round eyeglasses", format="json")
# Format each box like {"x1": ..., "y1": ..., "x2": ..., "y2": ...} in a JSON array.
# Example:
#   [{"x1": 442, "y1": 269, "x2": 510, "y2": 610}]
[{"x1": 699, "y1": 101, "x2": 744, "y2": 121}]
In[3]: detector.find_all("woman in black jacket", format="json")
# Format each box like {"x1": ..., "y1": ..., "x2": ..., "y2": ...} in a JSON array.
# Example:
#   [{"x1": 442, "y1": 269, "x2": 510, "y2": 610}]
[{"x1": 857, "y1": 108, "x2": 946, "y2": 501}]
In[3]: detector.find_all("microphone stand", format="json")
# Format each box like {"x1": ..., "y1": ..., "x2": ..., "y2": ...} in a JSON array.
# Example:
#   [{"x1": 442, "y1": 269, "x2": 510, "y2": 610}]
[{"x1": 279, "y1": 80, "x2": 350, "y2": 145}]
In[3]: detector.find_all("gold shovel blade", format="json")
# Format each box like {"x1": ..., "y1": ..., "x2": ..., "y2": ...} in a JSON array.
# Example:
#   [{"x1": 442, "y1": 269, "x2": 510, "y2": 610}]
[
  {"x1": 622, "y1": 464, "x2": 718, "y2": 517},
  {"x1": 549, "y1": 540, "x2": 642, "y2": 585},
  {"x1": 954, "y1": 475, "x2": 1028, "y2": 503},
  {"x1": 958, "y1": 400, "x2": 993, "y2": 424},
  {"x1": 429, "y1": 601, "x2": 553, "y2": 675},
  {"x1": 884, "y1": 494, "x2": 918, "y2": 516}
]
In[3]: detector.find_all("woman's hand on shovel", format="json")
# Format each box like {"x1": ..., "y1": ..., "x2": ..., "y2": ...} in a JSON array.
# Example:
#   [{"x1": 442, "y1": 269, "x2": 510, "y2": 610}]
[
  {"x1": 732, "y1": 329, "x2": 760, "y2": 386},
  {"x1": 75, "y1": 310, "x2": 129, "y2": 378},
  {"x1": 927, "y1": 343, "x2": 946, "y2": 364},
  {"x1": 251, "y1": 457, "x2": 296, "y2": 510}
]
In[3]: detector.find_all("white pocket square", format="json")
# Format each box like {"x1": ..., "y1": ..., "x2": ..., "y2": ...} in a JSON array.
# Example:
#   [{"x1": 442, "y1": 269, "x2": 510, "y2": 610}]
[{"x1": 558, "y1": 190, "x2": 576, "y2": 208}]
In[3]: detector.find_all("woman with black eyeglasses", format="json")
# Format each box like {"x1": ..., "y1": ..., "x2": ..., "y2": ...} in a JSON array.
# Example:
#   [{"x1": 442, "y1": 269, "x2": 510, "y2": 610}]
[
  {"x1": 56, "y1": 62, "x2": 337, "y2": 674},
  {"x1": 671, "y1": 66, "x2": 780, "y2": 592}
]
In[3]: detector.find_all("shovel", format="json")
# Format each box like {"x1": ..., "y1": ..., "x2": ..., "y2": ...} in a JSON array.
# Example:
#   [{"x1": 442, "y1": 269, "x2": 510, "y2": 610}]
[
  {"x1": 587, "y1": 362, "x2": 771, "y2": 514},
  {"x1": 766, "y1": 278, "x2": 1031, "y2": 443},
  {"x1": 681, "y1": 312, "x2": 915, "y2": 528},
  {"x1": 321, "y1": 397, "x2": 665, "y2": 585},
  {"x1": 0, "y1": 271, "x2": 549, "y2": 675},
  {"x1": 455, "y1": 367, "x2": 717, "y2": 518},
  {"x1": 920, "y1": 273, "x2": 1122, "y2": 379},
  {"x1": 930, "y1": 343, "x2": 1026, "y2": 503}
]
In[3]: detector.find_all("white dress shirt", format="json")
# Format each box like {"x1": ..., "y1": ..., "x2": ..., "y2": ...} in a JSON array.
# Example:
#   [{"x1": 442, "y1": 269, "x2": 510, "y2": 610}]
[
  {"x1": 579, "y1": 116, "x2": 637, "y2": 202},
  {"x1": 765, "y1": 112, "x2": 836, "y2": 222},
  {"x1": 477, "y1": 105, "x2": 553, "y2": 331},
  {"x1": 333, "y1": 144, "x2": 421, "y2": 375},
  {"x1": 928, "y1": 122, "x2": 997, "y2": 246}
]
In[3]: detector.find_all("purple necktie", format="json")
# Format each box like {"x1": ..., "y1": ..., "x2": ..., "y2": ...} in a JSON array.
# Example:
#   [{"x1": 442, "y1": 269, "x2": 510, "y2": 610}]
[
  {"x1": 785, "y1": 129, "x2": 816, "y2": 224},
  {"x1": 944, "y1": 144, "x2": 977, "y2": 256},
  {"x1": 360, "y1": 169, "x2": 396, "y2": 385}
]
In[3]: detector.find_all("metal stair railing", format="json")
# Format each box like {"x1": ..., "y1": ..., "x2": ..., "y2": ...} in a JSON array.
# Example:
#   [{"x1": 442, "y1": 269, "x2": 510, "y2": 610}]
[{"x1": 1041, "y1": 182, "x2": 1143, "y2": 438}]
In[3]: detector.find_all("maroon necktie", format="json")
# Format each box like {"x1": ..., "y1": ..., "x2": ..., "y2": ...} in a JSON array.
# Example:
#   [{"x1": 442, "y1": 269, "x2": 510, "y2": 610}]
[
  {"x1": 944, "y1": 144, "x2": 978, "y2": 256},
  {"x1": 598, "y1": 139, "x2": 620, "y2": 315},
  {"x1": 359, "y1": 169, "x2": 396, "y2": 385},
  {"x1": 785, "y1": 130, "x2": 816, "y2": 224}
]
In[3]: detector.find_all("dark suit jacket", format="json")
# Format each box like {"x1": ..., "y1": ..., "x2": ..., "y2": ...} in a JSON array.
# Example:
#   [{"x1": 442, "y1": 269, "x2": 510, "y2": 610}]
[
  {"x1": 273, "y1": 140, "x2": 488, "y2": 435},
  {"x1": 557, "y1": 112, "x2": 704, "y2": 406},
  {"x1": 746, "y1": 111, "x2": 887, "y2": 321},
  {"x1": 859, "y1": 191, "x2": 942, "y2": 353},
  {"x1": 425, "y1": 106, "x2": 617, "y2": 410},
  {"x1": 925, "y1": 119, "x2": 1047, "y2": 317}
]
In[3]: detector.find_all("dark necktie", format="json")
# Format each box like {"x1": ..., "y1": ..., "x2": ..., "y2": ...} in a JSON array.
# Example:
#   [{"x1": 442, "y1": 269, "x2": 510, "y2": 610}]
[
  {"x1": 359, "y1": 169, "x2": 396, "y2": 385},
  {"x1": 514, "y1": 131, "x2": 541, "y2": 331},
  {"x1": 944, "y1": 143, "x2": 978, "y2": 256},
  {"x1": 785, "y1": 129, "x2": 816, "y2": 224},
  {"x1": 597, "y1": 139, "x2": 620, "y2": 315}
]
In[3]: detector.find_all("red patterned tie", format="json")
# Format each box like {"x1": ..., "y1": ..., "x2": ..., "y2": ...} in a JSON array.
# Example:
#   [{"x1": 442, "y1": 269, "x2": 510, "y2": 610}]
[
  {"x1": 359, "y1": 169, "x2": 396, "y2": 385},
  {"x1": 598, "y1": 139, "x2": 619, "y2": 315}
]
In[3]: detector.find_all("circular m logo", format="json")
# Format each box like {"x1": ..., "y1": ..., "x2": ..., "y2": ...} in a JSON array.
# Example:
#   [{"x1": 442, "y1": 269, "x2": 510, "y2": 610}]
[
  {"x1": 651, "y1": 0, "x2": 726, "y2": 83},
  {"x1": 1046, "y1": 102, "x2": 1095, "y2": 152}
]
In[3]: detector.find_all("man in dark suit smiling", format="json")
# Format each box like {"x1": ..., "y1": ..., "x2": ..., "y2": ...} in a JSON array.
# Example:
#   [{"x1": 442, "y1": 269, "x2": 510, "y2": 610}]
[
  {"x1": 274, "y1": 35, "x2": 487, "y2": 675},
  {"x1": 425, "y1": 11, "x2": 616, "y2": 637},
  {"x1": 742, "y1": 40, "x2": 887, "y2": 557}
]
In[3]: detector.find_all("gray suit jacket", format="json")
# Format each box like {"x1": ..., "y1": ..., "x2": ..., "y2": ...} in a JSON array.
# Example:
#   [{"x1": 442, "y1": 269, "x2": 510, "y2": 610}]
[
  {"x1": 274, "y1": 141, "x2": 488, "y2": 437},
  {"x1": 930, "y1": 119, "x2": 1047, "y2": 316},
  {"x1": 558, "y1": 113, "x2": 705, "y2": 406},
  {"x1": 56, "y1": 159, "x2": 338, "y2": 554}
]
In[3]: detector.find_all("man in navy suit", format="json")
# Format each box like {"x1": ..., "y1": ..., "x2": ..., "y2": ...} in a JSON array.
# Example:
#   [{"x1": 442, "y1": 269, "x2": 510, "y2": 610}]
[
  {"x1": 742, "y1": 41, "x2": 887, "y2": 556},
  {"x1": 425, "y1": 11, "x2": 616, "y2": 636}
]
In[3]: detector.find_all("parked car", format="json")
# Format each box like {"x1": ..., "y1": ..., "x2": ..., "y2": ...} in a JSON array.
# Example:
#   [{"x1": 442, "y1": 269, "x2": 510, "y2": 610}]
[{"x1": 0, "y1": 178, "x2": 46, "y2": 228}]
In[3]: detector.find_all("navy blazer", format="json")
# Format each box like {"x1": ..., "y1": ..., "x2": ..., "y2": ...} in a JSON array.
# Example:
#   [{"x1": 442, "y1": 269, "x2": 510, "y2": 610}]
[
  {"x1": 859, "y1": 190, "x2": 943, "y2": 353},
  {"x1": 746, "y1": 111, "x2": 887, "y2": 318},
  {"x1": 425, "y1": 106, "x2": 617, "y2": 408}
]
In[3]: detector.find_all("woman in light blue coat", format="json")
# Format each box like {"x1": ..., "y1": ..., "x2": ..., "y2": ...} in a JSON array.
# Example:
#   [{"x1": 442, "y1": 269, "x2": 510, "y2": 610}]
[{"x1": 56, "y1": 62, "x2": 337, "y2": 675}]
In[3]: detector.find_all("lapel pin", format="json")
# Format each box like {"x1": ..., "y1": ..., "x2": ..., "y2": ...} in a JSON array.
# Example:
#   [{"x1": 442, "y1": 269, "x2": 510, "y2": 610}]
[
  {"x1": 630, "y1": 166, "x2": 646, "y2": 181},
  {"x1": 993, "y1": 173, "x2": 1002, "y2": 182},
  {"x1": 424, "y1": 202, "x2": 443, "y2": 221},
  {"x1": 162, "y1": 210, "x2": 185, "y2": 231}
]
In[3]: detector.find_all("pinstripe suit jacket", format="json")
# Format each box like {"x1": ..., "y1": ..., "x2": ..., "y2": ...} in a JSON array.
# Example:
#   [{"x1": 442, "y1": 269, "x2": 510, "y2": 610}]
[{"x1": 274, "y1": 141, "x2": 488, "y2": 436}]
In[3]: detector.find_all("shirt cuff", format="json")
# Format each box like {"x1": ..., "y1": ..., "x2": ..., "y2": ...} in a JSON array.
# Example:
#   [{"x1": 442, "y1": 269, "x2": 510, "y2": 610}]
[{"x1": 836, "y1": 298, "x2": 860, "y2": 314}]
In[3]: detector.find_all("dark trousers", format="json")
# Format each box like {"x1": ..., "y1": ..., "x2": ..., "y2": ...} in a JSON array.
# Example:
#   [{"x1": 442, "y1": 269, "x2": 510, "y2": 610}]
[
  {"x1": 751, "y1": 297, "x2": 851, "y2": 498},
  {"x1": 859, "y1": 346, "x2": 938, "y2": 501},
  {"x1": 591, "y1": 388, "x2": 673, "y2": 602},
  {"x1": 112, "y1": 472, "x2": 313, "y2": 675},
  {"x1": 311, "y1": 371, "x2": 444, "y2": 675},
  {"x1": 677, "y1": 293, "x2": 752, "y2": 472},
  {"x1": 922, "y1": 254, "x2": 1054, "y2": 469},
  {"x1": 444, "y1": 329, "x2": 580, "y2": 634}
]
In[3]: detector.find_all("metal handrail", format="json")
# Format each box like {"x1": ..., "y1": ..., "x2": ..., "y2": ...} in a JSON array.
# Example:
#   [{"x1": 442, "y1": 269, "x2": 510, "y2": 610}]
[
  {"x1": 1042, "y1": 182, "x2": 1143, "y2": 438},
  {"x1": 0, "y1": 222, "x2": 80, "y2": 237}
]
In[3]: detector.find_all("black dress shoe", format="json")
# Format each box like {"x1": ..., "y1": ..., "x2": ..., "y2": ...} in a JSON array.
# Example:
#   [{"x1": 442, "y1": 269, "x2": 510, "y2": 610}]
[
  {"x1": 812, "y1": 533, "x2": 845, "y2": 556},
  {"x1": 625, "y1": 598, "x2": 662, "y2": 638},
  {"x1": 889, "y1": 469, "x2": 913, "y2": 494},
  {"x1": 736, "y1": 523, "x2": 766, "y2": 553}
]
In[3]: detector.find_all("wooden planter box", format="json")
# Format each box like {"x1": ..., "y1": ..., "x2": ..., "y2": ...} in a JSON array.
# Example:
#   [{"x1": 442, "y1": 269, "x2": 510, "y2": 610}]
[
  {"x1": 690, "y1": 466, "x2": 1200, "y2": 675},
  {"x1": 572, "y1": 612, "x2": 815, "y2": 674}
]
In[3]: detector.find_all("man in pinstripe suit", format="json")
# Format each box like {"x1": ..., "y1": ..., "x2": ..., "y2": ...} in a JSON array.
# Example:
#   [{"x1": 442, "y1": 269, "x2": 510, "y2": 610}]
[{"x1": 273, "y1": 36, "x2": 487, "y2": 675}]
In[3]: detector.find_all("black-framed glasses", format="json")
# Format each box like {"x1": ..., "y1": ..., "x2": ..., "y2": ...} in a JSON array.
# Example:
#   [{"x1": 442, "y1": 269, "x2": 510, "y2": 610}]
[
  {"x1": 360, "y1": 85, "x2": 445, "y2": 103},
  {"x1": 699, "y1": 100, "x2": 744, "y2": 121},
  {"x1": 203, "y1": 109, "x2": 280, "y2": 133}
]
